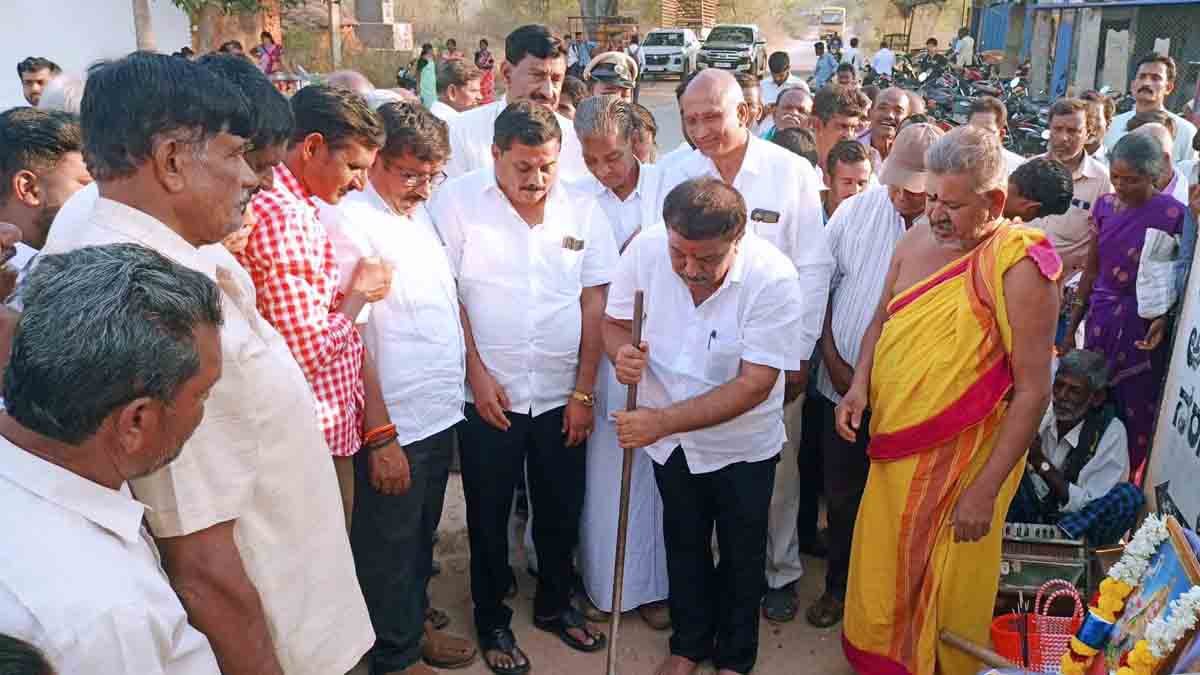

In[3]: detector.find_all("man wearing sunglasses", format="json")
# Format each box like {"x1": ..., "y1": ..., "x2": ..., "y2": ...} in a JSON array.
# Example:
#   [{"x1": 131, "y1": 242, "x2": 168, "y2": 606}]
[{"x1": 320, "y1": 101, "x2": 477, "y2": 675}]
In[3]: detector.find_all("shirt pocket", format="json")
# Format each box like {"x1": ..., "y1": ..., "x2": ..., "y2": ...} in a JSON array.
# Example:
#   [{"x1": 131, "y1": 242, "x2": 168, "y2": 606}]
[
  {"x1": 541, "y1": 235, "x2": 585, "y2": 294},
  {"x1": 701, "y1": 316, "x2": 743, "y2": 386}
]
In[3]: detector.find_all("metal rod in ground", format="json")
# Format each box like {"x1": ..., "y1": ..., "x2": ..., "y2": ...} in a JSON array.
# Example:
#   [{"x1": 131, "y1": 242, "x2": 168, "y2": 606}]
[{"x1": 605, "y1": 290, "x2": 644, "y2": 675}]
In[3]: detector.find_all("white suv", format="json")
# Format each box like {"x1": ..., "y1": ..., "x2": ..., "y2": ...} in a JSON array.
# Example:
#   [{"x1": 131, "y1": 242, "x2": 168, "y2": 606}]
[{"x1": 640, "y1": 28, "x2": 701, "y2": 80}]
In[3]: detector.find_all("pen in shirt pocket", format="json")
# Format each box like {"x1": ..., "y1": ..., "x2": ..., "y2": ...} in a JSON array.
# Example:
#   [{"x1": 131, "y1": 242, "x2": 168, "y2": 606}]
[{"x1": 708, "y1": 329, "x2": 716, "y2": 350}]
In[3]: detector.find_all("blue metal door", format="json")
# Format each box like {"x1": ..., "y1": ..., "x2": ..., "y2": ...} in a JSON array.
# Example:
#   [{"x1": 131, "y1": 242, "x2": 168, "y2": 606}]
[
  {"x1": 1051, "y1": 12, "x2": 1075, "y2": 98},
  {"x1": 980, "y1": 4, "x2": 1010, "y2": 52}
]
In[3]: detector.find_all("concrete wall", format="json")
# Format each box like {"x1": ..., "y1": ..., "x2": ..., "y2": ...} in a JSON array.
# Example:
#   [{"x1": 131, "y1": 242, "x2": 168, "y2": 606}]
[{"x1": 0, "y1": 0, "x2": 191, "y2": 110}]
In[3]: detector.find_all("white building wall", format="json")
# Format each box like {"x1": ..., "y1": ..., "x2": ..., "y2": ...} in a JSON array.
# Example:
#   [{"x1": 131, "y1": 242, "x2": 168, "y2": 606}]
[{"x1": 1, "y1": 0, "x2": 192, "y2": 110}]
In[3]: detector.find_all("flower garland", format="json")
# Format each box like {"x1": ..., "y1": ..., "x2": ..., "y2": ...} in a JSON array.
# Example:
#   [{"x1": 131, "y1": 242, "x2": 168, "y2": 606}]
[{"x1": 1060, "y1": 515, "x2": 1171, "y2": 675}]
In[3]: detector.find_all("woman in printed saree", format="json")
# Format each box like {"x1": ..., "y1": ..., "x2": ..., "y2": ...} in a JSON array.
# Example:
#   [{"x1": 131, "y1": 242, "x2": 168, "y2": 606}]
[
  {"x1": 836, "y1": 127, "x2": 1060, "y2": 675},
  {"x1": 1064, "y1": 132, "x2": 1185, "y2": 481}
]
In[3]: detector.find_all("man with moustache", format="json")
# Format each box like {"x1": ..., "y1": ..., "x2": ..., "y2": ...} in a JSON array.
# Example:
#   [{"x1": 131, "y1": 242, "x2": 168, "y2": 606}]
[
  {"x1": 666, "y1": 67, "x2": 832, "y2": 623},
  {"x1": 40, "y1": 53, "x2": 375, "y2": 675},
  {"x1": 445, "y1": 25, "x2": 587, "y2": 180},
  {"x1": 838, "y1": 126, "x2": 1059, "y2": 674},
  {"x1": 237, "y1": 84, "x2": 404, "y2": 533},
  {"x1": 431, "y1": 101, "x2": 618, "y2": 674},
  {"x1": 571, "y1": 94, "x2": 671, "y2": 630},
  {"x1": 811, "y1": 86, "x2": 867, "y2": 182},
  {"x1": 1032, "y1": 98, "x2": 1113, "y2": 280},
  {"x1": 856, "y1": 87, "x2": 909, "y2": 167},
  {"x1": 805, "y1": 123, "x2": 942, "y2": 629},
  {"x1": 0, "y1": 244, "x2": 224, "y2": 675},
  {"x1": 1104, "y1": 54, "x2": 1197, "y2": 163},
  {"x1": 320, "y1": 102, "x2": 476, "y2": 675},
  {"x1": 0, "y1": 108, "x2": 90, "y2": 293},
  {"x1": 606, "y1": 178, "x2": 807, "y2": 675},
  {"x1": 1006, "y1": 349, "x2": 1140, "y2": 545},
  {"x1": 761, "y1": 86, "x2": 812, "y2": 142}
]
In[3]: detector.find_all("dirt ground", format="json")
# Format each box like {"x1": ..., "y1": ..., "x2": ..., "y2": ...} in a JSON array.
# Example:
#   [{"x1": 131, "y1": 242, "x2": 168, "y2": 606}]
[{"x1": 428, "y1": 474, "x2": 856, "y2": 675}]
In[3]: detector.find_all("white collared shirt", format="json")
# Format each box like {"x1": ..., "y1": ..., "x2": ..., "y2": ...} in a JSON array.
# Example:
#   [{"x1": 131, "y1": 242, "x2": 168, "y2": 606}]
[
  {"x1": 1003, "y1": 148, "x2": 1026, "y2": 177},
  {"x1": 430, "y1": 169, "x2": 619, "y2": 416},
  {"x1": 320, "y1": 182, "x2": 466, "y2": 445},
  {"x1": 816, "y1": 186, "x2": 907, "y2": 403},
  {"x1": 0, "y1": 438, "x2": 220, "y2": 675},
  {"x1": 430, "y1": 99, "x2": 461, "y2": 123},
  {"x1": 1029, "y1": 406, "x2": 1129, "y2": 513},
  {"x1": 759, "y1": 74, "x2": 809, "y2": 106},
  {"x1": 872, "y1": 48, "x2": 896, "y2": 76},
  {"x1": 1104, "y1": 108, "x2": 1198, "y2": 164},
  {"x1": 573, "y1": 161, "x2": 669, "y2": 248},
  {"x1": 1164, "y1": 166, "x2": 1190, "y2": 205},
  {"x1": 41, "y1": 197, "x2": 375, "y2": 675},
  {"x1": 656, "y1": 140, "x2": 694, "y2": 172},
  {"x1": 1030, "y1": 152, "x2": 1113, "y2": 277},
  {"x1": 445, "y1": 97, "x2": 587, "y2": 181},
  {"x1": 606, "y1": 228, "x2": 805, "y2": 473},
  {"x1": 663, "y1": 134, "x2": 834, "y2": 358}
]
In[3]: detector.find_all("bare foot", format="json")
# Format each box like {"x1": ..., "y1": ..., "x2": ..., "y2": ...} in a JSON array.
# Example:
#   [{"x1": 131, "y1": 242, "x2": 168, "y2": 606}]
[{"x1": 655, "y1": 655, "x2": 699, "y2": 675}]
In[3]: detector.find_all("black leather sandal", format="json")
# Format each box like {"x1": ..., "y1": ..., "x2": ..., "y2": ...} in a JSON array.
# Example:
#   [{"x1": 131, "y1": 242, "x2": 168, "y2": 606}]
[
  {"x1": 479, "y1": 628, "x2": 530, "y2": 675},
  {"x1": 533, "y1": 607, "x2": 607, "y2": 653}
]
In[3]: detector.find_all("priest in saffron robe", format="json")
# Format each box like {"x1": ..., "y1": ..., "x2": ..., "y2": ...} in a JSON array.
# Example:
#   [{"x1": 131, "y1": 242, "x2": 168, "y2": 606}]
[{"x1": 835, "y1": 126, "x2": 1061, "y2": 675}]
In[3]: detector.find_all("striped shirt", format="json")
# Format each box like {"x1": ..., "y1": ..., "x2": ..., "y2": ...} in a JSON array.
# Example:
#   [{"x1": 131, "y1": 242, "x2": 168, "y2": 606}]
[{"x1": 816, "y1": 185, "x2": 907, "y2": 404}]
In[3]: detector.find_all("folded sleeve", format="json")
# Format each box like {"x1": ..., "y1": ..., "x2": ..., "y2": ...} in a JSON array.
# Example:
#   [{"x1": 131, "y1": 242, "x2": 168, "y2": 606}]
[
  {"x1": 582, "y1": 204, "x2": 619, "y2": 288},
  {"x1": 742, "y1": 276, "x2": 806, "y2": 371}
]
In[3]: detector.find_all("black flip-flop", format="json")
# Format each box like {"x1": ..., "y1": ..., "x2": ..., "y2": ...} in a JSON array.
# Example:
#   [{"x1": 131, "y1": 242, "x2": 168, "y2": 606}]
[
  {"x1": 533, "y1": 607, "x2": 607, "y2": 653},
  {"x1": 479, "y1": 628, "x2": 530, "y2": 675}
]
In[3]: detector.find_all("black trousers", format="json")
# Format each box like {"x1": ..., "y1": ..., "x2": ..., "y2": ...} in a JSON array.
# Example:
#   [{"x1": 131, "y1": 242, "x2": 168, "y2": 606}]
[
  {"x1": 458, "y1": 404, "x2": 586, "y2": 635},
  {"x1": 655, "y1": 447, "x2": 777, "y2": 674},
  {"x1": 816, "y1": 396, "x2": 871, "y2": 598},
  {"x1": 795, "y1": 393, "x2": 826, "y2": 550},
  {"x1": 351, "y1": 426, "x2": 454, "y2": 672}
]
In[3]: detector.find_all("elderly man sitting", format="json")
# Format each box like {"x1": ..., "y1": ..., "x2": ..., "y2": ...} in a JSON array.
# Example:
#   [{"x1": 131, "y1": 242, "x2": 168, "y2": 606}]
[{"x1": 1006, "y1": 349, "x2": 1141, "y2": 545}]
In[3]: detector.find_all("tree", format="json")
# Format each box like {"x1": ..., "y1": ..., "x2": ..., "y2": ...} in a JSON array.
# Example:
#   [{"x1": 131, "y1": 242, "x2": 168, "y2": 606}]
[
  {"x1": 169, "y1": 0, "x2": 299, "y2": 12},
  {"x1": 132, "y1": 0, "x2": 156, "y2": 50}
]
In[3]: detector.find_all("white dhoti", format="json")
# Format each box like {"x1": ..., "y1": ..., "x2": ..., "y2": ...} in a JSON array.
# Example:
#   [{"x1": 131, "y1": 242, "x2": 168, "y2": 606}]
[
  {"x1": 764, "y1": 395, "x2": 805, "y2": 589},
  {"x1": 579, "y1": 359, "x2": 669, "y2": 612}
]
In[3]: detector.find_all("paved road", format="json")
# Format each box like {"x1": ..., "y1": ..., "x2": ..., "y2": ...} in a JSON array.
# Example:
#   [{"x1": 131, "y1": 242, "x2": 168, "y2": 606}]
[{"x1": 640, "y1": 40, "x2": 818, "y2": 153}]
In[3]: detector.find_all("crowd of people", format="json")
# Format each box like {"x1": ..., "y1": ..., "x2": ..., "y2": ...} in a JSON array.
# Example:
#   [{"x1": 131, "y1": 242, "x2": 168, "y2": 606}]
[{"x1": 1, "y1": 19, "x2": 1199, "y2": 675}]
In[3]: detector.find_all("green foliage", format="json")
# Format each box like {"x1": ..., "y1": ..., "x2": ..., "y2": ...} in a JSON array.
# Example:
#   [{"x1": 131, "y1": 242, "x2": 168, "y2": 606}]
[{"x1": 169, "y1": 0, "x2": 301, "y2": 14}]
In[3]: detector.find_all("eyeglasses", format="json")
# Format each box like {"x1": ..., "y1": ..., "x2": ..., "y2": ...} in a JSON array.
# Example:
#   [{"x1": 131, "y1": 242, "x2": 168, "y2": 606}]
[{"x1": 397, "y1": 170, "x2": 448, "y2": 188}]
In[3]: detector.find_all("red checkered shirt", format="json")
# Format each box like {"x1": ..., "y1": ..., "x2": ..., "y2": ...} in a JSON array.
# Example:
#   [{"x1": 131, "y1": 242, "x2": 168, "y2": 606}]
[{"x1": 238, "y1": 163, "x2": 365, "y2": 457}]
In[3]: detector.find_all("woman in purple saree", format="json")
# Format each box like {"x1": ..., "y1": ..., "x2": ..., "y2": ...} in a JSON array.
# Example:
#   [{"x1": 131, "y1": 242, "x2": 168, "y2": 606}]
[{"x1": 1066, "y1": 133, "x2": 1186, "y2": 480}]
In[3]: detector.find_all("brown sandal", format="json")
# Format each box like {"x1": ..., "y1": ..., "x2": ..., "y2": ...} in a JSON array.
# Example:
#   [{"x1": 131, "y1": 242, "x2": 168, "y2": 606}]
[{"x1": 422, "y1": 626, "x2": 477, "y2": 669}]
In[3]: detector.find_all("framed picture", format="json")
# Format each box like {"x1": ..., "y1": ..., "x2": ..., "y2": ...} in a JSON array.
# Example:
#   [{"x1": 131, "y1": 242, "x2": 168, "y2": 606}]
[{"x1": 1103, "y1": 517, "x2": 1200, "y2": 674}]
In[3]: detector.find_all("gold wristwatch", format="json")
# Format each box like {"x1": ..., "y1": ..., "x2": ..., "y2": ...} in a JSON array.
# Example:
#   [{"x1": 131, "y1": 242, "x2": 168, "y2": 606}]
[{"x1": 570, "y1": 390, "x2": 595, "y2": 407}]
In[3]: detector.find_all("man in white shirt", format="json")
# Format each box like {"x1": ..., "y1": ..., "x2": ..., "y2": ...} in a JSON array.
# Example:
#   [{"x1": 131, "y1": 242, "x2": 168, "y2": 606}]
[
  {"x1": 41, "y1": 52, "x2": 375, "y2": 675},
  {"x1": 445, "y1": 25, "x2": 587, "y2": 180},
  {"x1": 0, "y1": 107, "x2": 92, "y2": 295},
  {"x1": 321, "y1": 103, "x2": 476, "y2": 675},
  {"x1": 805, "y1": 122, "x2": 942, "y2": 629},
  {"x1": 841, "y1": 37, "x2": 865, "y2": 72},
  {"x1": 0, "y1": 243, "x2": 224, "y2": 675},
  {"x1": 871, "y1": 45, "x2": 896, "y2": 78},
  {"x1": 571, "y1": 95, "x2": 670, "y2": 629},
  {"x1": 665, "y1": 68, "x2": 833, "y2": 622},
  {"x1": 1035, "y1": 98, "x2": 1113, "y2": 279},
  {"x1": 606, "y1": 177, "x2": 806, "y2": 675},
  {"x1": 967, "y1": 96, "x2": 1027, "y2": 176},
  {"x1": 760, "y1": 51, "x2": 808, "y2": 109},
  {"x1": 954, "y1": 28, "x2": 975, "y2": 68},
  {"x1": 1006, "y1": 350, "x2": 1140, "y2": 545},
  {"x1": 430, "y1": 101, "x2": 619, "y2": 672},
  {"x1": 1103, "y1": 54, "x2": 1198, "y2": 164},
  {"x1": 855, "y1": 87, "x2": 909, "y2": 167},
  {"x1": 1130, "y1": 120, "x2": 1190, "y2": 204},
  {"x1": 431, "y1": 59, "x2": 483, "y2": 122}
]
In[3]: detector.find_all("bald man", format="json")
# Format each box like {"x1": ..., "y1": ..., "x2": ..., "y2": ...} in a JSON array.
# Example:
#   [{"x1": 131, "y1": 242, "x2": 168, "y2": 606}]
[
  {"x1": 1131, "y1": 122, "x2": 1190, "y2": 204},
  {"x1": 326, "y1": 70, "x2": 374, "y2": 96},
  {"x1": 662, "y1": 68, "x2": 834, "y2": 625}
]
